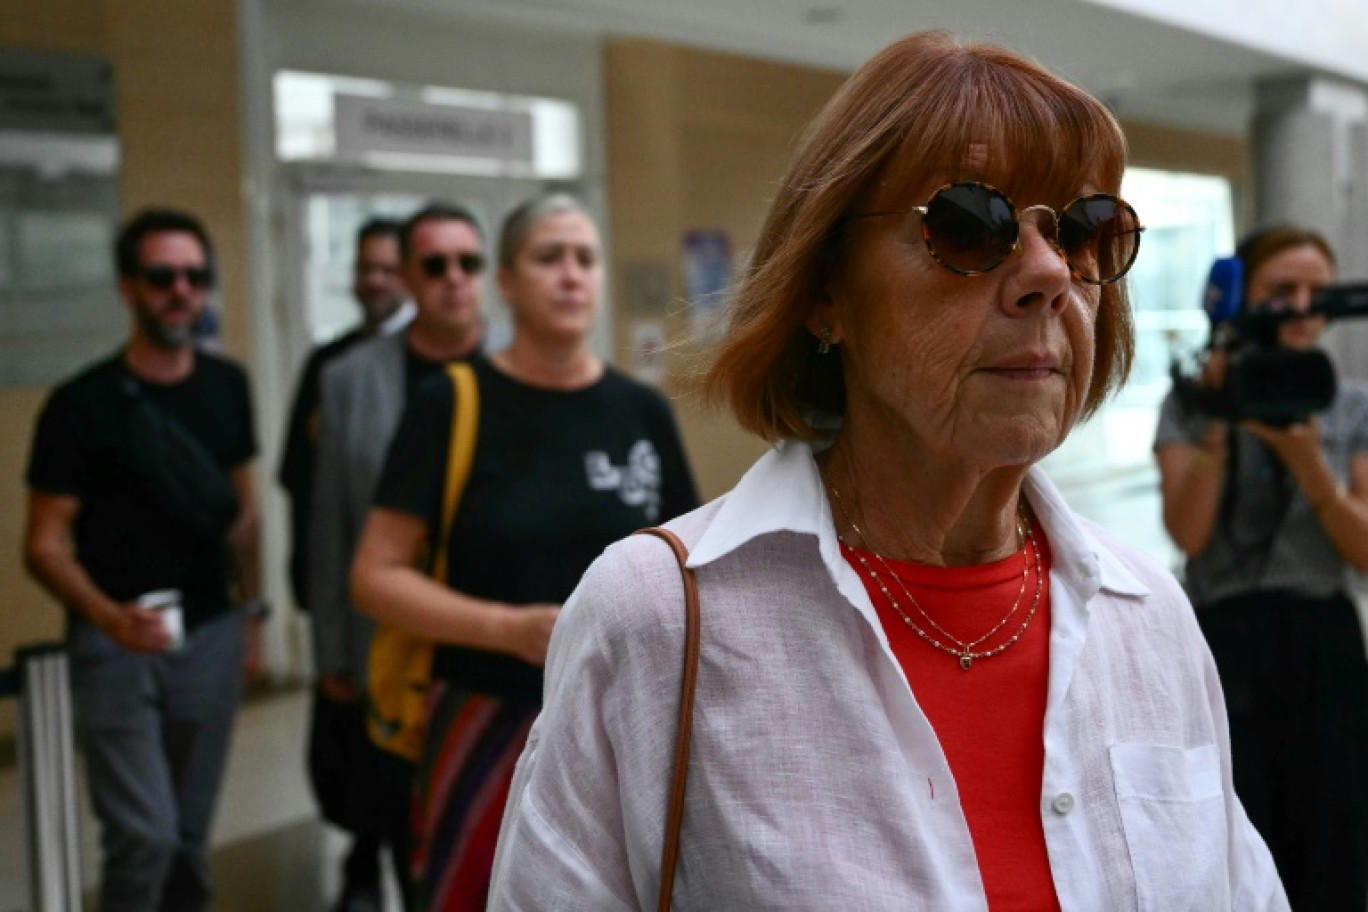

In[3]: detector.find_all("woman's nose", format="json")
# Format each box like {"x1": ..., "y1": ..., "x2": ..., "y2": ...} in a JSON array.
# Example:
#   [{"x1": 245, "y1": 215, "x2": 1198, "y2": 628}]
[{"x1": 1007, "y1": 213, "x2": 1072, "y2": 312}]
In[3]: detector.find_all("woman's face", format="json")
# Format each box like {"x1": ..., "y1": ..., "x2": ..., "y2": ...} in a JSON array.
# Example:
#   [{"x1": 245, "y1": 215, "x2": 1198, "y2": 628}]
[
  {"x1": 500, "y1": 210, "x2": 602, "y2": 344},
  {"x1": 824, "y1": 180, "x2": 1101, "y2": 470},
  {"x1": 1246, "y1": 243, "x2": 1334, "y2": 350}
]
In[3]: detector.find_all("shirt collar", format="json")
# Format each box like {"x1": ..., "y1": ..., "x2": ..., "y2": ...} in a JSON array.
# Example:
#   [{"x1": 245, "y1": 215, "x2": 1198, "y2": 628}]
[
  {"x1": 688, "y1": 439, "x2": 1150, "y2": 601},
  {"x1": 1022, "y1": 468, "x2": 1150, "y2": 600},
  {"x1": 379, "y1": 300, "x2": 416, "y2": 335},
  {"x1": 688, "y1": 440, "x2": 834, "y2": 567}
]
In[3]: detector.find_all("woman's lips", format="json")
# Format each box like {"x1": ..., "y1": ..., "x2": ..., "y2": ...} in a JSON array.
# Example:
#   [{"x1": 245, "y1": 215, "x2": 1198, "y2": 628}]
[{"x1": 983, "y1": 353, "x2": 1062, "y2": 380}]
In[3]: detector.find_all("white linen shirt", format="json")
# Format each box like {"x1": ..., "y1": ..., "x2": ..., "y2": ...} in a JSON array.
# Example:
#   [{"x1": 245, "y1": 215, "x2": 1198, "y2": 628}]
[{"x1": 489, "y1": 441, "x2": 1288, "y2": 911}]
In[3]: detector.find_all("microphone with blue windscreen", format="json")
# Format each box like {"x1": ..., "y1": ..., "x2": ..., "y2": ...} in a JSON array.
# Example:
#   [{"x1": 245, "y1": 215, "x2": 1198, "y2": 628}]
[{"x1": 1203, "y1": 256, "x2": 1244, "y2": 326}]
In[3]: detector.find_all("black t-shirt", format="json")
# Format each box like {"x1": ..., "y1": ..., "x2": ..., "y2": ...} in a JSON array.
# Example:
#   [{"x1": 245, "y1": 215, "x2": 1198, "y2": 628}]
[
  {"x1": 403, "y1": 343, "x2": 448, "y2": 396},
  {"x1": 373, "y1": 354, "x2": 699, "y2": 703},
  {"x1": 27, "y1": 351, "x2": 257, "y2": 626}
]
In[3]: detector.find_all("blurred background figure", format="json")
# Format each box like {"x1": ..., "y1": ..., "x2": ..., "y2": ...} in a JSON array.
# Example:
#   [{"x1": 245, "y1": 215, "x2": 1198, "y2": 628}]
[
  {"x1": 351, "y1": 193, "x2": 698, "y2": 911},
  {"x1": 280, "y1": 217, "x2": 411, "y2": 620},
  {"x1": 278, "y1": 215, "x2": 414, "y2": 912},
  {"x1": 1155, "y1": 225, "x2": 1368, "y2": 910},
  {"x1": 23, "y1": 208, "x2": 262, "y2": 912},
  {"x1": 307, "y1": 203, "x2": 488, "y2": 911}
]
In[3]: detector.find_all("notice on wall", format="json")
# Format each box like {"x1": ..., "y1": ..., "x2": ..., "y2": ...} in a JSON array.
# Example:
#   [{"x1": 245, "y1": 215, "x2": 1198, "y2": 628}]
[
  {"x1": 0, "y1": 209, "x2": 123, "y2": 387},
  {"x1": 629, "y1": 320, "x2": 668, "y2": 385},
  {"x1": 0, "y1": 47, "x2": 115, "y2": 134},
  {"x1": 683, "y1": 229, "x2": 731, "y2": 338},
  {"x1": 0, "y1": 58, "x2": 123, "y2": 388}
]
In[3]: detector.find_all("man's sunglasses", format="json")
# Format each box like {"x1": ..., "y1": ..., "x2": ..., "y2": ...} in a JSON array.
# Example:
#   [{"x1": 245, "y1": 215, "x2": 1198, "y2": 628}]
[
  {"x1": 855, "y1": 180, "x2": 1144, "y2": 285},
  {"x1": 419, "y1": 252, "x2": 486, "y2": 279},
  {"x1": 137, "y1": 265, "x2": 215, "y2": 291}
]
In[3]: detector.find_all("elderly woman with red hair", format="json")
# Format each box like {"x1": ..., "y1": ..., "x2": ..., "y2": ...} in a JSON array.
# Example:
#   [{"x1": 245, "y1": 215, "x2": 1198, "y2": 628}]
[{"x1": 491, "y1": 31, "x2": 1286, "y2": 910}]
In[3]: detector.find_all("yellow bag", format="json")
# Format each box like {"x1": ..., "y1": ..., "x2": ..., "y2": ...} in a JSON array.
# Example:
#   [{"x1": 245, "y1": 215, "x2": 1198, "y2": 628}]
[{"x1": 365, "y1": 362, "x2": 479, "y2": 761}]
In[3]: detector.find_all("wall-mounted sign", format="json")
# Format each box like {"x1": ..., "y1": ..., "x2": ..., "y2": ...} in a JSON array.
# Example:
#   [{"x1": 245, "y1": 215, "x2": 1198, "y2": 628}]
[
  {"x1": 0, "y1": 47, "x2": 115, "y2": 134},
  {"x1": 334, "y1": 93, "x2": 533, "y2": 165},
  {"x1": 683, "y1": 229, "x2": 732, "y2": 337},
  {"x1": 630, "y1": 320, "x2": 668, "y2": 385}
]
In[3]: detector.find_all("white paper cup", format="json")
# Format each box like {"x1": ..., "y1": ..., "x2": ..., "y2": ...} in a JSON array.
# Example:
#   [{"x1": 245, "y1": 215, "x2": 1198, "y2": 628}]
[{"x1": 136, "y1": 588, "x2": 185, "y2": 652}]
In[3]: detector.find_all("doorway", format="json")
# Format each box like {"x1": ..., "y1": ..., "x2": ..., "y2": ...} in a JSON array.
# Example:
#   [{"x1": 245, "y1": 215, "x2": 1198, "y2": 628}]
[{"x1": 277, "y1": 166, "x2": 576, "y2": 361}]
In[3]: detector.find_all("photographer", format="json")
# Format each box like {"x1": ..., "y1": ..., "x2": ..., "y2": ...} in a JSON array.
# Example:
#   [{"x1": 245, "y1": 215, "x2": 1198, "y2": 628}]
[{"x1": 1154, "y1": 224, "x2": 1368, "y2": 910}]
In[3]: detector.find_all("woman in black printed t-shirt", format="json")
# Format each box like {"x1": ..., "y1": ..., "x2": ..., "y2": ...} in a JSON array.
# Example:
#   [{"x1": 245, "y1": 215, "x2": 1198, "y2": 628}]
[{"x1": 351, "y1": 193, "x2": 699, "y2": 911}]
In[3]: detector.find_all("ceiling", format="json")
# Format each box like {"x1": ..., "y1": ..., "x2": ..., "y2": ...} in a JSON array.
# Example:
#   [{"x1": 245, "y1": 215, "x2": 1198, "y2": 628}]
[{"x1": 391, "y1": 0, "x2": 1332, "y2": 137}]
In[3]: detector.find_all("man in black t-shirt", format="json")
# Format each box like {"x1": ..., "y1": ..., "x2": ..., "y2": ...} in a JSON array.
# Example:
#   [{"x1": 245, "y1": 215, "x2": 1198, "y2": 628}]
[
  {"x1": 23, "y1": 208, "x2": 261, "y2": 912},
  {"x1": 308, "y1": 202, "x2": 487, "y2": 911}
]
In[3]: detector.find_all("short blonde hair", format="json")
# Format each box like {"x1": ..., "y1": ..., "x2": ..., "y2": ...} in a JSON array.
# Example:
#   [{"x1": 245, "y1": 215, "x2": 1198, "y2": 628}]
[
  {"x1": 498, "y1": 193, "x2": 593, "y2": 270},
  {"x1": 705, "y1": 31, "x2": 1135, "y2": 441}
]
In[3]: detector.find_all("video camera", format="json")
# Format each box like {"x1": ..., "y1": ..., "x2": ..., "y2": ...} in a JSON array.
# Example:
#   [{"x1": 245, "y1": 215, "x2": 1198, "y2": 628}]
[{"x1": 1170, "y1": 255, "x2": 1368, "y2": 426}]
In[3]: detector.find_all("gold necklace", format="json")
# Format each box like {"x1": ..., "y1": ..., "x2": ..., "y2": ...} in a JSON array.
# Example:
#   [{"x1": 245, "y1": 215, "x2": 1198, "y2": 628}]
[{"x1": 829, "y1": 484, "x2": 1043, "y2": 671}]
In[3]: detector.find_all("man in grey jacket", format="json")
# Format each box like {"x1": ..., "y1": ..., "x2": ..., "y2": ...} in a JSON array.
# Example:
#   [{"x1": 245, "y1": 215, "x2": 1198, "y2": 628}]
[{"x1": 308, "y1": 202, "x2": 486, "y2": 912}]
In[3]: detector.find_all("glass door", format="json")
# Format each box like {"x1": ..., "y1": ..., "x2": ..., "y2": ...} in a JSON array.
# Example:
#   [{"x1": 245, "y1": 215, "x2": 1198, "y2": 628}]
[
  {"x1": 1040, "y1": 167, "x2": 1235, "y2": 568},
  {"x1": 278, "y1": 166, "x2": 558, "y2": 363}
]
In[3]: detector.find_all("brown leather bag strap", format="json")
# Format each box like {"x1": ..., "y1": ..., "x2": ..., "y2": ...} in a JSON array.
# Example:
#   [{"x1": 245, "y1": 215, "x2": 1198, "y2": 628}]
[{"x1": 635, "y1": 526, "x2": 700, "y2": 912}]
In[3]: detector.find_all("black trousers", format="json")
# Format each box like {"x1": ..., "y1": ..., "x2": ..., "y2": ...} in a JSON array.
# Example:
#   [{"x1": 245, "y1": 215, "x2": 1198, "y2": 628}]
[
  {"x1": 309, "y1": 690, "x2": 415, "y2": 909},
  {"x1": 1199, "y1": 590, "x2": 1368, "y2": 910}
]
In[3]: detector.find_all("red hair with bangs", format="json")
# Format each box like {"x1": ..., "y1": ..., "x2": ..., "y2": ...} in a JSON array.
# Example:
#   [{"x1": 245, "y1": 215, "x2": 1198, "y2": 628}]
[{"x1": 705, "y1": 31, "x2": 1134, "y2": 441}]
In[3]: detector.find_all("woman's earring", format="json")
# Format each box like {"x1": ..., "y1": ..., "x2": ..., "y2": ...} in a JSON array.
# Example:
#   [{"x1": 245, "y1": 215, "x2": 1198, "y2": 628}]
[{"x1": 818, "y1": 327, "x2": 832, "y2": 355}]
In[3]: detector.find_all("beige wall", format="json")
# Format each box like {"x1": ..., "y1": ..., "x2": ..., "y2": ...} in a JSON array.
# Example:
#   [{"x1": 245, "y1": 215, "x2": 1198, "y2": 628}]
[
  {"x1": 0, "y1": 0, "x2": 246, "y2": 735},
  {"x1": 605, "y1": 40, "x2": 845, "y2": 500}
]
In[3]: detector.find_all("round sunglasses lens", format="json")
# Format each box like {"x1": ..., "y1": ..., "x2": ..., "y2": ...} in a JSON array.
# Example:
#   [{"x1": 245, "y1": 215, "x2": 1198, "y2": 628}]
[
  {"x1": 923, "y1": 184, "x2": 1017, "y2": 274},
  {"x1": 1059, "y1": 196, "x2": 1140, "y2": 283}
]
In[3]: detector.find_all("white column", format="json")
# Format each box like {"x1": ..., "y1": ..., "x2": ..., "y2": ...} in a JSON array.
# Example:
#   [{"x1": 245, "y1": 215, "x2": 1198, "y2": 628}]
[{"x1": 1253, "y1": 75, "x2": 1368, "y2": 377}]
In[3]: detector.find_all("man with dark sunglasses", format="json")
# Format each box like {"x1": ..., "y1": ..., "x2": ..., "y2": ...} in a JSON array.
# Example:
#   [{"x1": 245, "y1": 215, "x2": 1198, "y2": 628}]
[
  {"x1": 279, "y1": 216, "x2": 412, "y2": 912},
  {"x1": 308, "y1": 201, "x2": 486, "y2": 912},
  {"x1": 23, "y1": 207, "x2": 261, "y2": 912}
]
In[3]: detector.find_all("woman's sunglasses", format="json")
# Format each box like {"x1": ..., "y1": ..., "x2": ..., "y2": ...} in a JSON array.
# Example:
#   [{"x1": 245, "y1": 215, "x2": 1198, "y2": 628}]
[
  {"x1": 855, "y1": 180, "x2": 1144, "y2": 286},
  {"x1": 137, "y1": 265, "x2": 215, "y2": 291},
  {"x1": 420, "y1": 252, "x2": 487, "y2": 279}
]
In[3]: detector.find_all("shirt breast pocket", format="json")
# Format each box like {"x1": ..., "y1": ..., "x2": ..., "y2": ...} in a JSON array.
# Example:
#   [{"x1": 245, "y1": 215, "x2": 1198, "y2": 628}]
[{"x1": 1110, "y1": 742, "x2": 1230, "y2": 911}]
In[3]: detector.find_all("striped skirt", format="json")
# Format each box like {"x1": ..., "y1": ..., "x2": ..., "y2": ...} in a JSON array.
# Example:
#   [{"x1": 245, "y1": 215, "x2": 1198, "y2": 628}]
[{"x1": 411, "y1": 682, "x2": 537, "y2": 912}]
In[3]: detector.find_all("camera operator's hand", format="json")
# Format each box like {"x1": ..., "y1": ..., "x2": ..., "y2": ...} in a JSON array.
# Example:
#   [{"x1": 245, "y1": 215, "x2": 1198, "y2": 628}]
[
  {"x1": 1245, "y1": 417, "x2": 1368, "y2": 572},
  {"x1": 1241, "y1": 417, "x2": 1325, "y2": 483},
  {"x1": 1199, "y1": 348, "x2": 1229, "y2": 389}
]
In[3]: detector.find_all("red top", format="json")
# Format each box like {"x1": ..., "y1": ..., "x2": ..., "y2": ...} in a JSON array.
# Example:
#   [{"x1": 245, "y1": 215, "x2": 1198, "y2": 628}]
[{"x1": 842, "y1": 519, "x2": 1059, "y2": 912}]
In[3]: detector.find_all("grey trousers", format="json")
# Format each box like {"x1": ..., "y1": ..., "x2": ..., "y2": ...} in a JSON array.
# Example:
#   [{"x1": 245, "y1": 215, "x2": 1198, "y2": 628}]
[{"x1": 68, "y1": 608, "x2": 245, "y2": 912}]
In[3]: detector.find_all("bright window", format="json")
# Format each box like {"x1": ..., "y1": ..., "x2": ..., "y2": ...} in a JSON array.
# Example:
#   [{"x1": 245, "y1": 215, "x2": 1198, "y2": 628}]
[{"x1": 1040, "y1": 167, "x2": 1234, "y2": 564}]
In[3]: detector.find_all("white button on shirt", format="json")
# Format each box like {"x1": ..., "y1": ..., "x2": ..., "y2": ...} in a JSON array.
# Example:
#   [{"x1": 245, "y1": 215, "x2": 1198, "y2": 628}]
[{"x1": 490, "y1": 442, "x2": 1289, "y2": 911}]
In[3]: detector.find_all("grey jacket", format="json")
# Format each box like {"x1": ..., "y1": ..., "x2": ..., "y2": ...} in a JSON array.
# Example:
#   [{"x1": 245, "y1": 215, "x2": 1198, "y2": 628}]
[{"x1": 307, "y1": 332, "x2": 409, "y2": 682}]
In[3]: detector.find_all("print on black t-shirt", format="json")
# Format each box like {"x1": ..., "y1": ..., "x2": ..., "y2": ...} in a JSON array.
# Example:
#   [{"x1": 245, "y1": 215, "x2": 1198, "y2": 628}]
[{"x1": 373, "y1": 354, "x2": 699, "y2": 703}]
